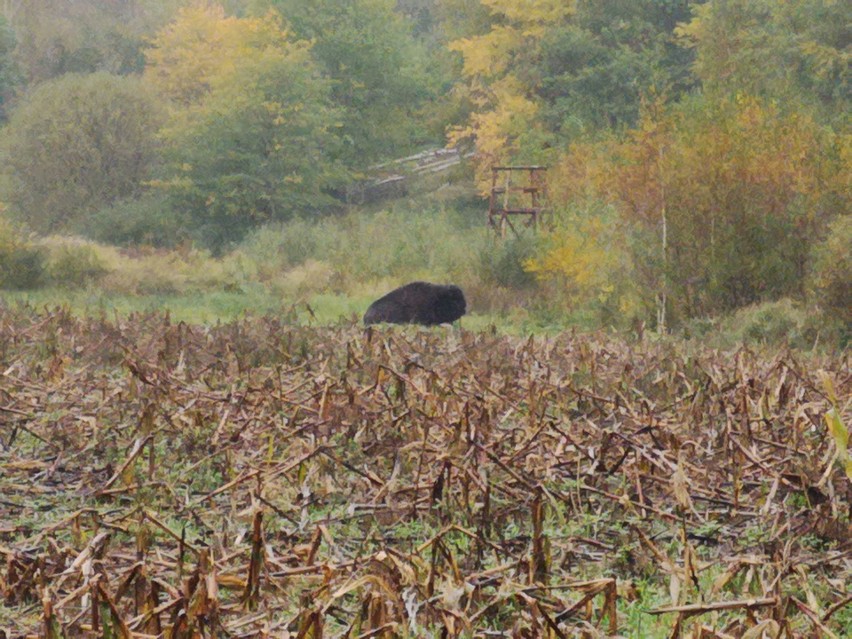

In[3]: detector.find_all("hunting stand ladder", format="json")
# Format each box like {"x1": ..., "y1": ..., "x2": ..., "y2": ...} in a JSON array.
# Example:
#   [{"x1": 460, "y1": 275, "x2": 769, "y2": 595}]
[{"x1": 488, "y1": 166, "x2": 548, "y2": 238}]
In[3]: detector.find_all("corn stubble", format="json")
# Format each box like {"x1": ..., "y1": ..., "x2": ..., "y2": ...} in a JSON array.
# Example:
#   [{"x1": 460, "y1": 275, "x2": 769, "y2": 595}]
[{"x1": 0, "y1": 308, "x2": 849, "y2": 638}]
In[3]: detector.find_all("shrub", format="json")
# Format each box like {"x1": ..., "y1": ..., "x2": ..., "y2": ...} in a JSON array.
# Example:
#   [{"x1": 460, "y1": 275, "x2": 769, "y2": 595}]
[
  {"x1": 43, "y1": 241, "x2": 110, "y2": 288},
  {"x1": 809, "y1": 215, "x2": 851, "y2": 325},
  {"x1": 24, "y1": 236, "x2": 248, "y2": 297},
  {"x1": 98, "y1": 248, "x2": 242, "y2": 296},
  {"x1": 547, "y1": 95, "x2": 846, "y2": 320},
  {"x1": 0, "y1": 221, "x2": 45, "y2": 289},
  {"x1": 80, "y1": 193, "x2": 188, "y2": 248},
  {"x1": 477, "y1": 235, "x2": 539, "y2": 289},
  {"x1": 240, "y1": 216, "x2": 320, "y2": 275},
  {"x1": 525, "y1": 201, "x2": 645, "y2": 329},
  {"x1": 276, "y1": 260, "x2": 336, "y2": 298},
  {"x1": 1, "y1": 72, "x2": 163, "y2": 233},
  {"x1": 713, "y1": 299, "x2": 818, "y2": 349}
]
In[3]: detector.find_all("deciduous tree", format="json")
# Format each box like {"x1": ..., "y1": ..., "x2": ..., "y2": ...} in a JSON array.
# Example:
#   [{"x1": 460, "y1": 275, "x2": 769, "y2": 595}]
[
  {"x1": 1, "y1": 72, "x2": 163, "y2": 234},
  {"x1": 448, "y1": 0, "x2": 700, "y2": 190},
  {"x1": 270, "y1": 0, "x2": 434, "y2": 162},
  {"x1": 533, "y1": 93, "x2": 847, "y2": 326},
  {"x1": 9, "y1": 0, "x2": 183, "y2": 83},
  {"x1": 146, "y1": 5, "x2": 344, "y2": 251},
  {"x1": 0, "y1": 14, "x2": 18, "y2": 121},
  {"x1": 677, "y1": 0, "x2": 850, "y2": 115}
]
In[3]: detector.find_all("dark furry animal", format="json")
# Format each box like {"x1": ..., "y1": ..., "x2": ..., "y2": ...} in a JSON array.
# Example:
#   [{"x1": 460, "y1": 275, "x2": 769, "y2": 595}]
[{"x1": 363, "y1": 282, "x2": 467, "y2": 326}]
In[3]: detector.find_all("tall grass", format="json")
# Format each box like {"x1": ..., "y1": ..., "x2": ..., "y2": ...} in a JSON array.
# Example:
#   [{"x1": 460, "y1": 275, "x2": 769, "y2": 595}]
[
  {"x1": 238, "y1": 207, "x2": 487, "y2": 291},
  {"x1": 3, "y1": 202, "x2": 545, "y2": 326},
  {"x1": 8, "y1": 200, "x2": 843, "y2": 347},
  {"x1": 235, "y1": 204, "x2": 542, "y2": 316},
  {"x1": 31, "y1": 236, "x2": 251, "y2": 295}
]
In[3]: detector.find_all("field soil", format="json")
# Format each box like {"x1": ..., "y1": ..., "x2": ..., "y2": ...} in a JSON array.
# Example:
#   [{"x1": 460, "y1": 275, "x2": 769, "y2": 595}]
[{"x1": 0, "y1": 308, "x2": 849, "y2": 637}]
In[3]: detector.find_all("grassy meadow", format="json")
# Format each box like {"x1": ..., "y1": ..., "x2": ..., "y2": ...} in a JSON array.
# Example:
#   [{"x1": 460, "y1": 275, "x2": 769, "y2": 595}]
[
  {"x1": 1, "y1": 190, "x2": 548, "y2": 328},
  {"x1": 2, "y1": 191, "x2": 844, "y2": 350}
]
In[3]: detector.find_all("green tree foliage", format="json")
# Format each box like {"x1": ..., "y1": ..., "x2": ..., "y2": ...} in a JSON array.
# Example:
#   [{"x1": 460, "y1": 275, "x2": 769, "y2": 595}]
[
  {"x1": 392, "y1": 0, "x2": 486, "y2": 140},
  {"x1": 146, "y1": 6, "x2": 345, "y2": 252},
  {"x1": 270, "y1": 0, "x2": 437, "y2": 161},
  {"x1": 80, "y1": 193, "x2": 189, "y2": 248},
  {"x1": 0, "y1": 15, "x2": 20, "y2": 121},
  {"x1": 432, "y1": 0, "x2": 495, "y2": 42},
  {"x1": 447, "y1": 0, "x2": 704, "y2": 189},
  {"x1": 8, "y1": 0, "x2": 183, "y2": 83},
  {"x1": 451, "y1": 0, "x2": 848, "y2": 326},
  {"x1": 678, "y1": 0, "x2": 850, "y2": 114},
  {"x1": 0, "y1": 0, "x2": 846, "y2": 336},
  {"x1": 1, "y1": 72, "x2": 163, "y2": 234},
  {"x1": 535, "y1": 0, "x2": 697, "y2": 136}
]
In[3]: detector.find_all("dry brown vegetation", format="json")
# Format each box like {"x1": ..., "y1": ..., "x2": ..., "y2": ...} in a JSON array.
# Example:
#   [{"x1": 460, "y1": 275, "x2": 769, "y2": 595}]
[{"x1": 0, "y1": 307, "x2": 849, "y2": 638}]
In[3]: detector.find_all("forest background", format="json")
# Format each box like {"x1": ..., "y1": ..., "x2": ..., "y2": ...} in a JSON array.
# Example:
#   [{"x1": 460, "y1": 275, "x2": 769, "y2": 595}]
[{"x1": 0, "y1": 0, "x2": 848, "y2": 346}]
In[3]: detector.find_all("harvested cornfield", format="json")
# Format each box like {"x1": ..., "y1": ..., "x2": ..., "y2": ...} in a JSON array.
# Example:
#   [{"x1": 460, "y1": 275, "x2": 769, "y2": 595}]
[{"x1": 0, "y1": 308, "x2": 849, "y2": 638}]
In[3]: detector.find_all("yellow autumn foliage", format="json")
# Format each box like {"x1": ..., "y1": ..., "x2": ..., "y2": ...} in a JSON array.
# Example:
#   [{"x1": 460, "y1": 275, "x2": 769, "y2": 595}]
[
  {"x1": 449, "y1": 76, "x2": 540, "y2": 191},
  {"x1": 525, "y1": 201, "x2": 641, "y2": 321},
  {"x1": 448, "y1": 1, "x2": 574, "y2": 191},
  {"x1": 531, "y1": 93, "x2": 847, "y2": 324},
  {"x1": 480, "y1": 0, "x2": 574, "y2": 26},
  {"x1": 449, "y1": 25, "x2": 520, "y2": 78},
  {"x1": 145, "y1": 5, "x2": 293, "y2": 107},
  {"x1": 526, "y1": 216, "x2": 609, "y2": 288}
]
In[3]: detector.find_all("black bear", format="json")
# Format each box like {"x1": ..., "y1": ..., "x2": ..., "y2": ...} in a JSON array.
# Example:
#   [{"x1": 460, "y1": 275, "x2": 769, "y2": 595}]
[{"x1": 363, "y1": 281, "x2": 467, "y2": 326}]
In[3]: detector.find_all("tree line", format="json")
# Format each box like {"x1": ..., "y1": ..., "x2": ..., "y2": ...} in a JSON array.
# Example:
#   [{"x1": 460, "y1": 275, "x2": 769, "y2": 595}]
[
  {"x1": 0, "y1": 0, "x2": 447, "y2": 250},
  {"x1": 0, "y1": 0, "x2": 848, "y2": 330}
]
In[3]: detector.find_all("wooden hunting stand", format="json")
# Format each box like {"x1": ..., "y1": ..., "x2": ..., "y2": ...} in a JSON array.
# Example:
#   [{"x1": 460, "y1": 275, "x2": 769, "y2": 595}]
[{"x1": 488, "y1": 166, "x2": 548, "y2": 238}]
